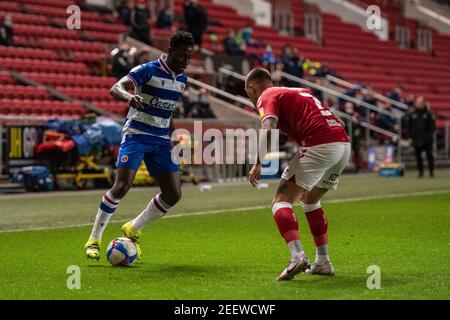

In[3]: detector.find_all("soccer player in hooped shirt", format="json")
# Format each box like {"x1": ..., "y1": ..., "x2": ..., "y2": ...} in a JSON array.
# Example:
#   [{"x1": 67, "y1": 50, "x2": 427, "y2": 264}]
[
  {"x1": 84, "y1": 31, "x2": 194, "y2": 260},
  {"x1": 245, "y1": 68, "x2": 351, "y2": 280}
]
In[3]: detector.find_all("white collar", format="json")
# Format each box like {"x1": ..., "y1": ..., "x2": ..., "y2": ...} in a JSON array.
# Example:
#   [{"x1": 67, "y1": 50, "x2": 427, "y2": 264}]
[{"x1": 158, "y1": 54, "x2": 177, "y2": 77}]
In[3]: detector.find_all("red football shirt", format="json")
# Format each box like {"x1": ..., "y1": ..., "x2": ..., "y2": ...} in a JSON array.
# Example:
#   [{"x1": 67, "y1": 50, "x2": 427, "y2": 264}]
[{"x1": 257, "y1": 87, "x2": 350, "y2": 147}]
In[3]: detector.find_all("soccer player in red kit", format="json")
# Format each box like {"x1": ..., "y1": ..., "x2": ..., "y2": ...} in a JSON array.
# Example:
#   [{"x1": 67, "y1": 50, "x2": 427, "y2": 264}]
[{"x1": 245, "y1": 68, "x2": 351, "y2": 280}]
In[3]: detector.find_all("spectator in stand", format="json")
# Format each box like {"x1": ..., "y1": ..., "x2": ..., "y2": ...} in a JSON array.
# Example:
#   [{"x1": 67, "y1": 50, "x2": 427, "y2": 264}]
[
  {"x1": 292, "y1": 48, "x2": 304, "y2": 75},
  {"x1": 339, "y1": 85, "x2": 360, "y2": 108},
  {"x1": 186, "y1": 89, "x2": 215, "y2": 118},
  {"x1": 311, "y1": 79, "x2": 325, "y2": 103},
  {"x1": 389, "y1": 84, "x2": 403, "y2": 103},
  {"x1": 261, "y1": 45, "x2": 279, "y2": 67},
  {"x1": 404, "y1": 94, "x2": 415, "y2": 108},
  {"x1": 343, "y1": 102, "x2": 363, "y2": 172},
  {"x1": 224, "y1": 29, "x2": 244, "y2": 56},
  {"x1": 114, "y1": 0, "x2": 132, "y2": 26},
  {"x1": 314, "y1": 62, "x2": 337, "y2": 77},
  {"x1": 111, "y1": 44, "x2": 133, "y2": 79},
  {"x1": 271, "y1": 63, "x2": 284, "y2": 86},
  {"x1": 0, "y1": 14, "x2": 14, "y2": 46},
  {"x1": 303, "y1": 58, "x2": 324, "y2": 77},
  {"x1": 183, "y1": 0, "x2": 208, "y2": 50},
  {"x1": 363, "y1": 87, "x2": 378, "y2": 112},
  {"x1": 353, "y1": 89, "x2": 368, "y2": 117},
  {"x1": 407, "y1": 96, "x2": 436, "y2": 178},
  {"x1": 343, "y1": 101, "x2": 355, "y2": 116},
  {"x1": 206, "y1": 31, "x2": 222, "y2": 51},
  {"x1": 155, "y1": 4, "x2": 173, "y2": 30},
  {"x1": 180, "y1": 87, "x2": 192, "y2": 118},
  {"x1": 377, "y1": 102, "x2": 399, "y2": 141},
  {"x1": 133, "y1": 49, "x2": 151, "y2": 66},
  {"x1": 236, "y1": 22, "x2": 260, "y2": 48},
  {"x1": 130, "y1": 0, "x2": 152, "y2": 45},
  {"x1": 224, "y1": 76, "x2": 245, "y2": 96},
  {"x1": 282, "y1": 45, "x2": 303, "y2": 86}
]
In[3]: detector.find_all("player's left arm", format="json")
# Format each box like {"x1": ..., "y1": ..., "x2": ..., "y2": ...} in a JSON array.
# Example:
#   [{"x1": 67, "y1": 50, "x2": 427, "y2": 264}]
[
  {"x1": 259, "y1": 116, "x2": 279, "y2": 161},
  {"x1": 249, "y1": 116, "x2": 278, "y2": 187}
]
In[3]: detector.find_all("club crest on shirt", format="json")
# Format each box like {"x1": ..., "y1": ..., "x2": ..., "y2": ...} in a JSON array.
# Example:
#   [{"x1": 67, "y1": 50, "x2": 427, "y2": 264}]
[
  {"x1": 121, "y1": 155, "x2": 129, "y2": 163},
  {"x1": 161, "y1": 79, "x2": 166, "y2": 87},
  {"x1": 258, "y1": 108, "x2": 264, "y2": 118}
]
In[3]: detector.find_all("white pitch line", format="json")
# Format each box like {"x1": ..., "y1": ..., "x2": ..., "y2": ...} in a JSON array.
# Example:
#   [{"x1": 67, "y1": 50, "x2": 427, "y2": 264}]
[
  {"x1": 325, "y1": 189, "x2": 450, "y2": 204},
  {"x1": 1, "y1": 189, "x2": 449, "y2": 234}
]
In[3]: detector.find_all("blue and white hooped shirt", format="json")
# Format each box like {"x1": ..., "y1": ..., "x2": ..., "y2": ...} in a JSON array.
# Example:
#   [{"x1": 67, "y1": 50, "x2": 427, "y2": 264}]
[{"x1": 122, "y1": 54, "x2": 187, "y2": 142}]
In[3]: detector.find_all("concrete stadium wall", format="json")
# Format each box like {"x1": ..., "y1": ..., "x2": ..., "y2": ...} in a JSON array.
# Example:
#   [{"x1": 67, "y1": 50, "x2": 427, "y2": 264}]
[
  {"x1": 212, "y1": 0, "x2": 272, "y2": 27},
  {"x1": 304, "y1": 0, "x2": 389, "y2": 41},
  {"x1": 405, "y1": 0, "x2": 450, "y2": 35}
]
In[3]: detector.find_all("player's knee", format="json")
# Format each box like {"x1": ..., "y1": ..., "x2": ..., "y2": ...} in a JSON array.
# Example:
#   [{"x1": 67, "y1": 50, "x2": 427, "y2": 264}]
[
  {"x1": 271, "y1": 198, "x2": 278, "y2": 207},
  {"x1": 299, "y1": 200, "x2": 321, "y2": 212},
  {"x1": 162, "y1": 189, "x2": 182, "y2": 206},
  {"x1": 271, "y1": 201, "x2": 292, "y2": 214},
  {"x1": 272, "y1": 194, "x2": 295, "y2": 206},
  {"x1": 300, "y1": 192, "x2": 317, "y2": 205},
  {"x1": 171, "y1": 189, "x2": 182, "y2": 205},
  {"x1": 112, "y1": 181, "x2": 131, "y2": 199}
]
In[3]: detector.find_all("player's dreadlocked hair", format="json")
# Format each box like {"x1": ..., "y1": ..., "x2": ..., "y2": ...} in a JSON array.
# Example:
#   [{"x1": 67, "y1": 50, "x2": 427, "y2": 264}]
[
  {"x1": 169, "y1": 30, "x2": 195, "y2": 49},
  {"x1": 246, "y1": 68, "x2": 272, "y2": 84}
]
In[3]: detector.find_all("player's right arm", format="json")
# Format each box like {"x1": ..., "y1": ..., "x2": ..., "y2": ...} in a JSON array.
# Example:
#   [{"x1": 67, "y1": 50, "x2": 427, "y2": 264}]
[{"x1": 110, "y1": 76, "x2": 144, "y2": 110}]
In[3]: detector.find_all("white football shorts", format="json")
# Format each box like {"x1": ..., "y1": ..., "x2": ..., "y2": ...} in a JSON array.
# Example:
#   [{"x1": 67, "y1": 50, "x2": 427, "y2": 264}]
[{"x1": 281, "y1": 142, "x2": 351, "y2": 191}]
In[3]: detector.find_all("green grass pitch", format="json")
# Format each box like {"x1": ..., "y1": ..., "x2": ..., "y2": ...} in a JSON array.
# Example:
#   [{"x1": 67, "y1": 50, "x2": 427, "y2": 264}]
[{"x1": 0, "y1": 171, "x2": 449, "y2": 299}]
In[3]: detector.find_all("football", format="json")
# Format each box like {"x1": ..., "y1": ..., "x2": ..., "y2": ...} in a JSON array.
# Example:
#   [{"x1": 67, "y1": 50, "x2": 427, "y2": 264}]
[{"x1": 106, "y1": 237, "x2": 138, "y2": 267}]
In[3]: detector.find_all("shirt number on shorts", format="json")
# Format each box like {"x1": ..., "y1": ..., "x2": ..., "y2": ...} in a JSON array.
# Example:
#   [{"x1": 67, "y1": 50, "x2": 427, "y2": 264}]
[{"x1": 299, "y1": 92, "x2": 333, "y2": 116}]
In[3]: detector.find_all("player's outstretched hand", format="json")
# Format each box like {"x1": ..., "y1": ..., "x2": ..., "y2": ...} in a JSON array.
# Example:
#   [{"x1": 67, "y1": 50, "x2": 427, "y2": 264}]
[
  {"x1": 128, "y1": 94, "x2": 144, "y2": 110},
  {"x1": 249, "y1": 164, "x2": 261, "y2": 187}
]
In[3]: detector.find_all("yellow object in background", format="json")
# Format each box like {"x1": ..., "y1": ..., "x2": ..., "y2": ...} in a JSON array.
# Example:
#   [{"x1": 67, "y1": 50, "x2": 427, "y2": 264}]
[{"x1": 133, "y1": 161, "x2": 155, "y2": 186}]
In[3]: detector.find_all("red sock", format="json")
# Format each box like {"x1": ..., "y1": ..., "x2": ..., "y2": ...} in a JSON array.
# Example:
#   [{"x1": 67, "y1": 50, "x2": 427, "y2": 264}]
[
  {"x1": 305, "y1": 207, "x2": 328, "y2": 247},
  {"x1": 272, "y1": 202, "x2": 299, "y2": 243}
]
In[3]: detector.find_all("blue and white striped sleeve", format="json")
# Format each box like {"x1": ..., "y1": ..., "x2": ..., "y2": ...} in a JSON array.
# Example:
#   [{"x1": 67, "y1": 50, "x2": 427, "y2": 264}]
[{"x1": 127, "y1": 63, "x2": 152, "y2": 87}]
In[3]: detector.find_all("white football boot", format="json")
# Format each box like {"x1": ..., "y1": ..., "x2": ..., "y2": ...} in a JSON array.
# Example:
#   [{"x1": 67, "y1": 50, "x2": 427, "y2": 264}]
[
  {"x1": 276, "y1": 255, "x2": 310, "y2": 281},
  {"x1": 305, "y1": 261, "x2": 335, "y2": 276}
]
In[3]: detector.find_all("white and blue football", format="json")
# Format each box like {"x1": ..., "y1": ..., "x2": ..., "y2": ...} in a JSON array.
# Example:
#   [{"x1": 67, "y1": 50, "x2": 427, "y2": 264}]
[{"x1": 106, "y1": 237, "x2": 138, "y2": 266}]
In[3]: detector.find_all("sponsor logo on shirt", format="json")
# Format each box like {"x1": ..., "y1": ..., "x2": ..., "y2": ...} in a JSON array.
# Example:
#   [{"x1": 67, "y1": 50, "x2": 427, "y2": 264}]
[{"x1": 149, "y1": 97, "x2": 176, "y2": 110}]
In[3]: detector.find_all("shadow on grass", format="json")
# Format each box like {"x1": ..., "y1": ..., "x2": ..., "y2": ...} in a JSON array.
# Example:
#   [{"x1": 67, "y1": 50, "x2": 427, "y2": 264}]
[
  {"x1": 86, "y1": 263, "x2": 142, "y2": 269},
  {"x1": 139, "y1": 263, "x2": 232, "y2": 278},
  {"x1": 86, "y1": 262, "x2": 231, "y2": 277},
  {"x1": 282, "y1": 273, "x2": 410, "y2": 291}
]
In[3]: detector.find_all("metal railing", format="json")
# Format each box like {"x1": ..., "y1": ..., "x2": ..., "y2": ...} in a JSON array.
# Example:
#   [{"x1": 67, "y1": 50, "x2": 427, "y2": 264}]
[
  {"x1": 219, "y1": 67, "x2": 401, "y2": 118},
  {"x1": 187, "y1": 77, "x2": 254, "y2": 109},
  {"x1": 218, "y1": 67, "x2": 404, "y2": 163},
  {"x1": 326, "y1": 74, "x2": 409, "y2": 111}
]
